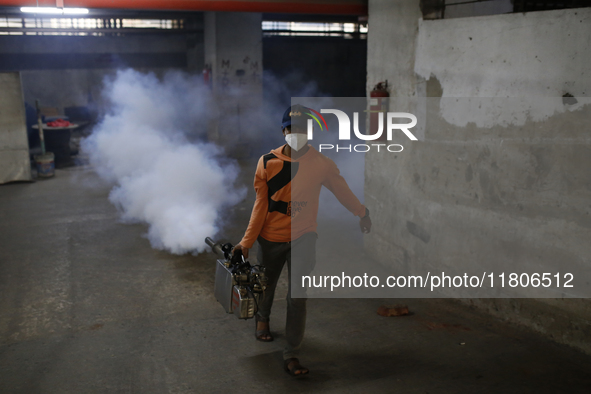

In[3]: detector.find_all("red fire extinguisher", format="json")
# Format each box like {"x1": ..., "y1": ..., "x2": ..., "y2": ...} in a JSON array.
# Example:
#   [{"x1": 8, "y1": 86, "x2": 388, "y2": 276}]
[{"x1": 369, "y1": 81, "x2": 389, "y2": 141}]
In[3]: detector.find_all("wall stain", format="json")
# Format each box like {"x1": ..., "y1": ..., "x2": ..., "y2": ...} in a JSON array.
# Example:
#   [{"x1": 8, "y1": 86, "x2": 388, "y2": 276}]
[
  {"x1": 431, "y1": 166, "x2": 440, "y2": 179},
  {"x1": 476, "y1": 146, "x2": 491, "y2": 163},
  {"x1": 479, "y1": 169, "x2": 501, "y2": 204},
  {"x1": 406, "y1": 221, "x2": 431, "y2": 244},
  {"x1": 531, "y1": 147, "x2": 553, "y2": 178},
  {"x1": 465, "y1": 164, "x2": 473, "y2": 182}
]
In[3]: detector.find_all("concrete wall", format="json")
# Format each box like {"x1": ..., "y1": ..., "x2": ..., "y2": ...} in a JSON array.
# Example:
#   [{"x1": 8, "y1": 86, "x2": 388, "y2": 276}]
[{"x1": 366, "y1": 0, "x2": 591, "y2": 354}]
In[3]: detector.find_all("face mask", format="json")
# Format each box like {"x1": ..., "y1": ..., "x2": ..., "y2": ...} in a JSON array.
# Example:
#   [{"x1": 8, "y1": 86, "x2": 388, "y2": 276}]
[{"x1": 285, "y1": 134, "x2": 308, "y2": 151}]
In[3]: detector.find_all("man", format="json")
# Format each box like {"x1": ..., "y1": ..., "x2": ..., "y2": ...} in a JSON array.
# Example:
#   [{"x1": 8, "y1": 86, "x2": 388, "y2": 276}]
[{"x1": 233, "y1": 104, "x2": 371, "y2": 376}]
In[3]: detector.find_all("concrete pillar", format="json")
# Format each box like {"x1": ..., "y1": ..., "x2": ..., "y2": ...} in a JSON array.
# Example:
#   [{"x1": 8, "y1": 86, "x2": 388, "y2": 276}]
[
  {"x1": 366, "y1": 0, "x2": 422, "y2": 97},
  {"x1": 204, "y1": 12, "x2": 263, "y2": 151},
  {"x1": 365, "y1": 0, "x2": 422, "y2": 263}
]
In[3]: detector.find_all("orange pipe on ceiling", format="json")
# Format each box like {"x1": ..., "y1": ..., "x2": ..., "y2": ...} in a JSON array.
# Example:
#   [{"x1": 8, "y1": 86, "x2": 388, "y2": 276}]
[{"x1": 0, "y1": 0, "x2": 368, "y2": 14}]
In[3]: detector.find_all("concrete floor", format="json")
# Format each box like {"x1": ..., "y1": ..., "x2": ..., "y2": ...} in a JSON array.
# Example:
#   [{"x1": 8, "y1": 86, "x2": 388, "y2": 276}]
[{"x1": 1, "y1": 163, "x2": 591, "y2": 394}]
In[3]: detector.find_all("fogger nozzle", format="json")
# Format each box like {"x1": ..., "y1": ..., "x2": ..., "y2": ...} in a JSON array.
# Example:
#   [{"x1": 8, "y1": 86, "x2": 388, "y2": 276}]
[{"x1": 205, "y1": 237, "x2": 225, "y2": 258}]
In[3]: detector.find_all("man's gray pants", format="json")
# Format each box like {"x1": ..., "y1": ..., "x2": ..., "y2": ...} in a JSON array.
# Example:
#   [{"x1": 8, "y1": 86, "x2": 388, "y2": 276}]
[{"x1": 256, "y1": 232, "x2": 317, "y2": 360}]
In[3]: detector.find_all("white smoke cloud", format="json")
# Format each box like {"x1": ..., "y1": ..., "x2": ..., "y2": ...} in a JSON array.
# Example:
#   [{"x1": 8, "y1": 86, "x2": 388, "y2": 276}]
[{"x1": 82, "y1": 69, "x2": 246, "y2": 254}]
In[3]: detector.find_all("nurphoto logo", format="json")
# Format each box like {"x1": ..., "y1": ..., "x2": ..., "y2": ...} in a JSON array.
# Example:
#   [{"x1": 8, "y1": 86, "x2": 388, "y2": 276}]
[{"x1": 305, "y1": 108, "x2": 418, "y2": 153}]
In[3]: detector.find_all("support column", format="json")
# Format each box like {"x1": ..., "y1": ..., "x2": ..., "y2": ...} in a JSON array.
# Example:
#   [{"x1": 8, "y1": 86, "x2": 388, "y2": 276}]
[
  {"x1": 364, "y1": 0, "x2": 422, "y2": 262},
  {"x1": 204, "y1": 12, "x2": 263, "y2": 153}
]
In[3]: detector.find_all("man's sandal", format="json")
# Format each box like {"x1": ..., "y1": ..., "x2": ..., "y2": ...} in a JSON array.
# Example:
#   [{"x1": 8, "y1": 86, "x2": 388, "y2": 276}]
[
  {"x1": 255, "y1": 317, "x2": 273, "y2": 342},
  {"x1": 284, "y1": 358, "x2": 309, "y2": 376}
]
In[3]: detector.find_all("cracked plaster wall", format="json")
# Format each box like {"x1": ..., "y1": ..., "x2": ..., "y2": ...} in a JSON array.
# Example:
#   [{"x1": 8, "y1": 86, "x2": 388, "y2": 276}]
[{"x1": 367, "y1": 0, "x2": 591, "y2": 353}]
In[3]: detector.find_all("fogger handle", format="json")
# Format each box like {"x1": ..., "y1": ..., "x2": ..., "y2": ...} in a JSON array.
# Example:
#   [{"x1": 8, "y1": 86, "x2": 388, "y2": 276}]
[{"x1": 205, "y1": 237, "x2": 225, "y2": 258}]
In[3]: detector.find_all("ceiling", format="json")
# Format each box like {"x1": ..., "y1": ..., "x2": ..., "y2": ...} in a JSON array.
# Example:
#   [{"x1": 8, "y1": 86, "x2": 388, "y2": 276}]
[{"x1": 0, "y1": 0, "x2": 368, "y2": 15}]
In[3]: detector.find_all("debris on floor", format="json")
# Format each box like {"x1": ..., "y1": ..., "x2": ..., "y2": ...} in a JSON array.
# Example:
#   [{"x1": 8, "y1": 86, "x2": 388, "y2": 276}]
[{"x1": 377, "y1": 304, "x2": 410, "y2": 317}]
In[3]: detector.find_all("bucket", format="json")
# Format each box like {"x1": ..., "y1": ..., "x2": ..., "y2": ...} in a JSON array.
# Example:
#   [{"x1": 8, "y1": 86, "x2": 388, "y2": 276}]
[{"x1": 34, "y1": 152, "x2": 55, "y2": 178}]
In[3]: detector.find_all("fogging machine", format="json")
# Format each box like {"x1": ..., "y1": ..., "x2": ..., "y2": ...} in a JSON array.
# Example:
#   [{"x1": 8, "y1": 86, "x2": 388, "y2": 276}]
[{"x1": 205, "y1": 237, "x2": 267, "y2": 319}]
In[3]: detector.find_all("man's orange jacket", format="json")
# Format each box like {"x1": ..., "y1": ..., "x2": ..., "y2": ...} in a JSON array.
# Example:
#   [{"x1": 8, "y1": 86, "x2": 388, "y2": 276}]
[{"x1": 240, "y1": 144, "x2": 366, "y2": 249}]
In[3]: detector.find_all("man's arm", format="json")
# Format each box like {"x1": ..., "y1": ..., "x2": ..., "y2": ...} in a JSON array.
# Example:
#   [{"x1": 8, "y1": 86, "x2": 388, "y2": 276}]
[
  {"x1": 234, "y1": 157, "x2": 268, "y2": 258},
  {"x1": 322, "y1": 159, "x2": 372, "y2": 233}
]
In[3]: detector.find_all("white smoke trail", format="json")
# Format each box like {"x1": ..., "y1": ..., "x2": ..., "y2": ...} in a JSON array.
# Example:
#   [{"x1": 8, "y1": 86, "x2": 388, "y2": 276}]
[{"x1": 82, "y1": 69, "x2": 245, "y2": 254}]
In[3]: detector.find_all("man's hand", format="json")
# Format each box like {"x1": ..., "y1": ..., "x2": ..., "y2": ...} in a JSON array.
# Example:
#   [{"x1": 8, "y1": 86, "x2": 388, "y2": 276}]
[
  {"x1": 360, "y1": 215, "x2": 372, "y2": 234},
  {"x1": 233, "y1": 243, "x2": 249, "y2": 259}
]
